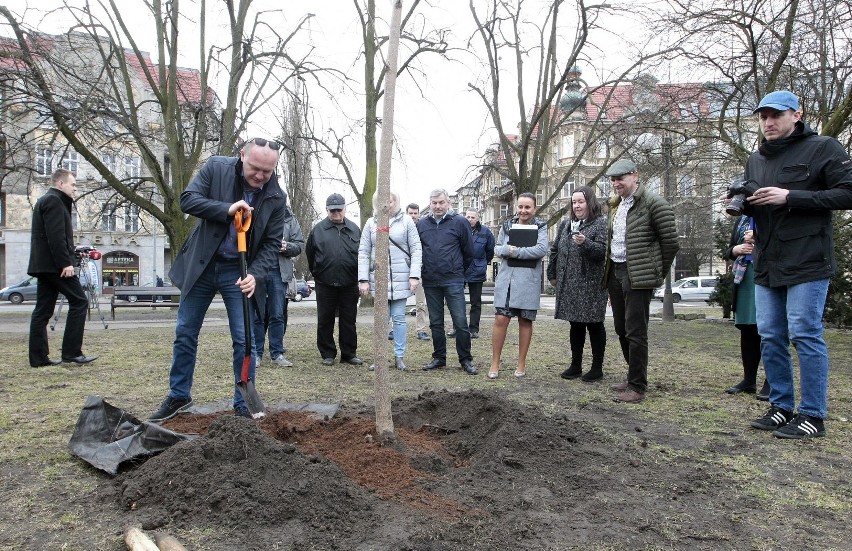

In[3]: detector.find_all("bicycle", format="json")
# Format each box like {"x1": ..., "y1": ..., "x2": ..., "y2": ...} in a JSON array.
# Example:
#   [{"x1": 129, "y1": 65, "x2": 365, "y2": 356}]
[{"x1": 51, "y1": 246, "x2": 109, "y2": 330}]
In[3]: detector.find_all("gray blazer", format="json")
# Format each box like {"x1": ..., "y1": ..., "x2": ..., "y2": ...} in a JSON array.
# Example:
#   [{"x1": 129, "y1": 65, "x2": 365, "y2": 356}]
[{"x1": 493, "y1": 217, "x2": 549, "y2": 311}]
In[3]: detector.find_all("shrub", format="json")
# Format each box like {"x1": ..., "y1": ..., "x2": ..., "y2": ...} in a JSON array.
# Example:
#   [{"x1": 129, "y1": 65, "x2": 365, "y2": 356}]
[{"x1": 708, "y1": 271, "x2": 733, "y2": 319}]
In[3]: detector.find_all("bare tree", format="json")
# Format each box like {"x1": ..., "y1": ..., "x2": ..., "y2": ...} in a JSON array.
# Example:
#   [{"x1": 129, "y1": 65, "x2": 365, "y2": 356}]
[
  {"x1": 653, "y1": 0, "x2": 852, "y2": 150},
  {"x1": 467, "y1": 0, "x2": 684, "y2": 226},
  {"x1": 310, "y1": 0, "x2": 450, "y2": 226},
  {"x1": 277, "y1": 81, "x2": 317, "y2": 280},
  {"x1": 0, "y1": 1, "x2": 320, "y2": 256}
]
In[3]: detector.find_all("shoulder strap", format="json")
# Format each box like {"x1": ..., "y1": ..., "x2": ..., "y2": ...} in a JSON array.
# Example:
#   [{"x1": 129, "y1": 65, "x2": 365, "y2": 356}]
[{"x1": 388, "y1": 235, "x2": 411, "y2": 258}]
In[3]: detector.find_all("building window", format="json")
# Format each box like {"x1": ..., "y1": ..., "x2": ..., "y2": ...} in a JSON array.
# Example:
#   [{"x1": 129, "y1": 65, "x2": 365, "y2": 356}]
[
  {"x1": 646, "y1": 176, "x2": 662, "y2": 196},
  {"x1": 499, "y1": 203, "x2": 509, "y2": 220},
  {"x1": 124, "y1": 204, "x2": 140, "y2": 232},
  {"x1": 36, "y1": 145, "x2": 55, "y2": 176},
  {"x1": 535, "y1": 191, "x2": 544, "y2": 206},
  {"x1": 124, "y1": 156, "x2": 141, "y2": 179},
  {"x1": 101, "y1": 151, "x2": 117, "y2": 175},
  {"x1": 101, "y1": 202, "x2": 117, "y2": 231},
  {"x1": 552, "y1": 145, "x2": 559, "y2": 166},
  {"x1": 598, "y1": 177, "x2": 611, "y2": 197},
  {"x1": 561, "y1": 133, "x2": 575, "y2": 157},
  {"x1": 71, "y1": 204, "x2": 79, "y2": 231},
  {"x1": 562, "y1": 178, "x2": 575, "y2": 198},
  {"x1": 60, "y1": 151, "x2": 79, "y2": 176},
  {"x1": 678, "y1": 175, "x2": 694, "y2": 197},
  {"x1": 595, "y1": 139, "x2": 608, "y2": 159}
]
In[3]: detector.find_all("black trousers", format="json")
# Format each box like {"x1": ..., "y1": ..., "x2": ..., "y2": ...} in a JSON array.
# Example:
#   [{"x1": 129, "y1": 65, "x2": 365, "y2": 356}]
[
  {"x1": 737, "y1": 323, "x2": 761, "y2": 385},
  {"x1": 569, "y1": 321, "x2": 606, "y2": 365},
  {"x1": 607, "y1": 262, "x2": 652, "y2": 392},
  {"x1": 29, "y1": 272, "x2": 88, "y2": 365},
  {"x1": 467, "y1": 281, "x2": 484, "y2": 333},
  {"x1": 314, "y1": 281, "x2": 359, "y2": 361}
]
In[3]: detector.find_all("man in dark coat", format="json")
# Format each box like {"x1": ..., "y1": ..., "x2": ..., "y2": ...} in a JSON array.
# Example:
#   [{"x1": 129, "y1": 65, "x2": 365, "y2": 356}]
[
  {"x1": 743, "y1": 90, "x2": 852, "y2": 439},
  {"x1": 150, "y1": 138, "x2": 286, "y2": 422},
  {"x1": 306, "y1": 193, "x2": 362, "y2": 366},
  {"x1": 417, "y1": 188, "x2": 477, "y2": 375},
  {"x1": 461, "y1": 208, "x2": 494, "y2": 338},
  {"x1": 28, "y1": 169, "x2": 97, "y2": 367}
]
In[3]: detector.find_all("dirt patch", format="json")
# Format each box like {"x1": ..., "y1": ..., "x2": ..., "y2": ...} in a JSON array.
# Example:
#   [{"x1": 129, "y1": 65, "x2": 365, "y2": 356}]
[{"x1": 103, "y1": 390, "x2": 762, "y2": 550}]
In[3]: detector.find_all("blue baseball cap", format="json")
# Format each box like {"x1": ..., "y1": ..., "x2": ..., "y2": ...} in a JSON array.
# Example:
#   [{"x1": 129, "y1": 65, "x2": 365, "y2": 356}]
[{"x1": 753, "y1": 90, "x2": 800, "y2": 113}]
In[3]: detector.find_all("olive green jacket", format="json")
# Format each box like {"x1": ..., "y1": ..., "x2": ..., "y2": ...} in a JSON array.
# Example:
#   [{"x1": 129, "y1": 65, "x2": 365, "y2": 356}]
[{"x1": 603, "y1": 185, "x2": 680, "y2": 289}]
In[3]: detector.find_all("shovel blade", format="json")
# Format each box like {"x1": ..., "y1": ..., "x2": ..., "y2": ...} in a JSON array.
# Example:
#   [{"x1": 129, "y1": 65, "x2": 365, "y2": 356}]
[{"x1": 236, "y1": 379, "x2": 266, "y2": 419}]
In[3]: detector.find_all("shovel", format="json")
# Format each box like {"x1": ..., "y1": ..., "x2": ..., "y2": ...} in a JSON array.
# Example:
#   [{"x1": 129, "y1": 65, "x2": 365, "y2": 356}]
[{"x1": 234, "y1": 209, "x2": 266, "y2": 419}]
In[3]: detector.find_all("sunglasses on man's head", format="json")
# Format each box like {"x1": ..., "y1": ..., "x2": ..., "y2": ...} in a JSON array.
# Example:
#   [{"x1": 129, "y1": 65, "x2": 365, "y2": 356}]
[{"x1": 248, "y1": 137, "x2": 281, "y2": 150}]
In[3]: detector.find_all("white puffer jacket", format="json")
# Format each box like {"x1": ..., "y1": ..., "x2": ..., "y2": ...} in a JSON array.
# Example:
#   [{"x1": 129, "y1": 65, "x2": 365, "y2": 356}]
[{"x1": 358, "y1": 209, "x2": 422, "y2": 300}]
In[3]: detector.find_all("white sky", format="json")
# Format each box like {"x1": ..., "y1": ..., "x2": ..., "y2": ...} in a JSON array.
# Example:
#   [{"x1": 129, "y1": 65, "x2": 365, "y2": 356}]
[{"x1": 8, "y1": 0, "x2": 643, "y2": 219}]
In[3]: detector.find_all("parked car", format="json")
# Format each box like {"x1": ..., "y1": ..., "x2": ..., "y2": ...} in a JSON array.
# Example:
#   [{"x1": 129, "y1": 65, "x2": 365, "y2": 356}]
[
  {"x1": 288, "y1": 279, "x2": 312, "y2": 302},
  {"x1": 116, "y1": 283, "x2": 168, "y2": 303},
  {"x1": 0, "y1": 276, "x2": 39, "y2": 304},
  {"x1": 653, "y1": 276, "x2": 718, "y2": 303}
]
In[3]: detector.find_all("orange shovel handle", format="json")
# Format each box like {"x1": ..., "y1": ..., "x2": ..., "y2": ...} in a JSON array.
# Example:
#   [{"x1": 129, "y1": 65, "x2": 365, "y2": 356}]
[{"x1": 234, "y1": 210, "x2": 252, "y2": 253}]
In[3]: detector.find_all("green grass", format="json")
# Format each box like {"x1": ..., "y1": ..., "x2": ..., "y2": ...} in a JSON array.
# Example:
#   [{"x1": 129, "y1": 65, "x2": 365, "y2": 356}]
[{"x1": 0, "y1": 305, "x2": 850, "y2": 549}]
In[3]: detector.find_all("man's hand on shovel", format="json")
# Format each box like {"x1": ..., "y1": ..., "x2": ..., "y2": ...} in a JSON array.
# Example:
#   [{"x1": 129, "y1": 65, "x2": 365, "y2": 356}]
[
  {"x1": 233, "y1": 206, "x2": 255, "y2": 297},
  {"x1": 237, "y1": 273, "x2": 256, "y2": 298}
]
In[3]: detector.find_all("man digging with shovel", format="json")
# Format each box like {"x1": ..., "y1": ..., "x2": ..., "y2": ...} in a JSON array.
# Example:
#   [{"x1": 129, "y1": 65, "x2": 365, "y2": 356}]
[{"x1": 150, "y1": 138, "x2": 286, "y2": 422}]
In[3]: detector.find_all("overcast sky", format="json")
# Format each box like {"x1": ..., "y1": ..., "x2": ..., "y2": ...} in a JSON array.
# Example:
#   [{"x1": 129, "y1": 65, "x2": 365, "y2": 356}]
[{"x1": 12, "y1": 1, "x2": 641, "y2": 218}]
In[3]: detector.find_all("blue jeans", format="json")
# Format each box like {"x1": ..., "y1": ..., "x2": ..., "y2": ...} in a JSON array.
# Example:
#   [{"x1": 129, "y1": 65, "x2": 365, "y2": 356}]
[
  {"x1": 253, "y1": 275, "x2": 287, "y2": 359},
  {"x1": 756, "y1": 279, "x2": 829, "y2": 419},
  {"x1": 424, "y1": 283, "x2": 472, "y2": 364},
  {"x1": 388, "y1": 298, "x2": 407, "y2": 357},
  {"x1": 168, "y1": 259, "x2": 255, "y2": 408}
]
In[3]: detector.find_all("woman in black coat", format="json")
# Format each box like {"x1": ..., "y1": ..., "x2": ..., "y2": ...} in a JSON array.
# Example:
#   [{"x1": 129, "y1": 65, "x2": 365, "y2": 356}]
[{"x1": 547, "y1": 186, "x2": 608, "y2": 382}]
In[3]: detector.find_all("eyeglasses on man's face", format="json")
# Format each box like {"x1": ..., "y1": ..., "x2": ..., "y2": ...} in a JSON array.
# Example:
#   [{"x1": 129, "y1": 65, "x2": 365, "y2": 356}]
[
  {"x1": 328, "y1": 208, "x2": 343, "y2": 213},
  {"x1": 249, "y1": 137, "x2": 281, "y2": 150}
]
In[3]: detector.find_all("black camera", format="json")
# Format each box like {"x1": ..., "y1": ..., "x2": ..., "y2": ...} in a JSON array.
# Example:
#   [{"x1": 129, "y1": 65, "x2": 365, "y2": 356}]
[{"x1": 725, "y1": 178, "x2": 761, "y2": 216}]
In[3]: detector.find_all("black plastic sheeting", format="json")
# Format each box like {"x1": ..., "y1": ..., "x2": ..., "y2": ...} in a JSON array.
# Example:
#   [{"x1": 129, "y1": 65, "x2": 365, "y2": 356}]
[
  {"x1": 68, "y1": 395, "x2": 194, "y2": 475},
  {"x1": 68, "y1": 395, "x2": 341, "y2": 475}
]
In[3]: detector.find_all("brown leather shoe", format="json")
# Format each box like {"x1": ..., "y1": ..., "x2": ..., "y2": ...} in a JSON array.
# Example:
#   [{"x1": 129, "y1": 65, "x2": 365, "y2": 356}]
[
  {"x1": 610, "y1": 381, "x2": 629, "y2": 392},
  {"x1": 613, "y1": 389, "x2": 645, "y2": 403}
]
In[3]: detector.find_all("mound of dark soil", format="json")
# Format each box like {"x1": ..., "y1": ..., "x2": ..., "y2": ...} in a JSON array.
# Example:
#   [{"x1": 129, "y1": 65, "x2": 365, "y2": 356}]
[{"x1": 109, "y1": 390, "x2": 750, "y2": 550}]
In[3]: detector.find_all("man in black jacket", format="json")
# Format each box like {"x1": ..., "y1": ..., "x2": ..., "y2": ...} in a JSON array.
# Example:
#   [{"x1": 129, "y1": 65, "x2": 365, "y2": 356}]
[
  {"x1": 306, "y1": 193, "x2": 362, "y2": 366},
  {"x1": 744, "y1": 90, "x2": 852, "y2": 439},
  {"x1": 28, "y1": 169, "x2": 97, "y2": 367},
  {"x1": 150, "y1": 138, "x2": 286, "y2": 422}
]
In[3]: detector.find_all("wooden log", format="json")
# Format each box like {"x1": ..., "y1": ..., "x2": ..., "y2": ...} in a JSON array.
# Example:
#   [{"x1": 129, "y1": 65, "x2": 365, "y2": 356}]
[
  {"x1": 124, "y1": 526, "x2": 159, "y2": 551},
  {"x1": 153, "y1": 532, "x2": 189, "y2": 551}
]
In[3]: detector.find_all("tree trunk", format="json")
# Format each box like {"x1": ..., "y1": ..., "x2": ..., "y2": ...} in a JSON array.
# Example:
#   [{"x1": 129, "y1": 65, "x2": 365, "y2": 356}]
[{"x1": 373, "y1": 0, "x2": 403, "y2": 439}]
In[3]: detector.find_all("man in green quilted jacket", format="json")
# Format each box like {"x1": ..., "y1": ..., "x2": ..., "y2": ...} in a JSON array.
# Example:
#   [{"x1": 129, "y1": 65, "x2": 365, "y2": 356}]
[{"x1": 602, "y1": 158, "x2": 679, "y2": 403}]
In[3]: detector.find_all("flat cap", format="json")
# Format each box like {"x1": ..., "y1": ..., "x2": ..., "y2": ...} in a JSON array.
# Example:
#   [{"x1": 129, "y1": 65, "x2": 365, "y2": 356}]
[{"x1": 605, "y1": 159, "x2": 638, "y2": 177}]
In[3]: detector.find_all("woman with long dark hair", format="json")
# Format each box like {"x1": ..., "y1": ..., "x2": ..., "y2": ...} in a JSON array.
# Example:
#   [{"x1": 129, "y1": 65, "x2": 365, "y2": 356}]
[{"x1": 547, "y1": 185, "x2": 608, "y2": 381}]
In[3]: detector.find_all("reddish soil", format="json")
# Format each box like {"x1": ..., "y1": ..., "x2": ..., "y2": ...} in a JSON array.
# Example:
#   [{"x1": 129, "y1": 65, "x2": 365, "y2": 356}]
[{"x1": 95, "y1": 389, "x2": 781, "y2": 550}]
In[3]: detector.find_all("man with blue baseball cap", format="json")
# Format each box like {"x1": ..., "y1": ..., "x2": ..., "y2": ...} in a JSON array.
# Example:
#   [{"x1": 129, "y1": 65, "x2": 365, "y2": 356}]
[{"x1": 744, "y1": 90, "x2": 852, "y2": 439}]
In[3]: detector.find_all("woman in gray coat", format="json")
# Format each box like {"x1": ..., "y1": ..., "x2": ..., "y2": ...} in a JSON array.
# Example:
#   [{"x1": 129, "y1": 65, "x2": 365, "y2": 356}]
[
  {"x1": 358, "y1": 191, "x2": 422, "y2": 370},
  {"x1": 547, "y1": 186, "x2": 608, "y2": 381},
  {"x1": 489, "y1": 192, "x2": 549, "y2": 379}
]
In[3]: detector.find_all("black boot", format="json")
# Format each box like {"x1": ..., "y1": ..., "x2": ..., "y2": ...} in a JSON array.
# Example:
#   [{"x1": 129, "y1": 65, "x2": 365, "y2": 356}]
[
  {"x1": 725, "y1": 380, "x2": 757, "y2": 394},
  {"x1": 560, "y1": 361, "x2": 582, "y2": 380},
  {"x1": 581, "y1": 356, "x2": 603, "y2": 382}
]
